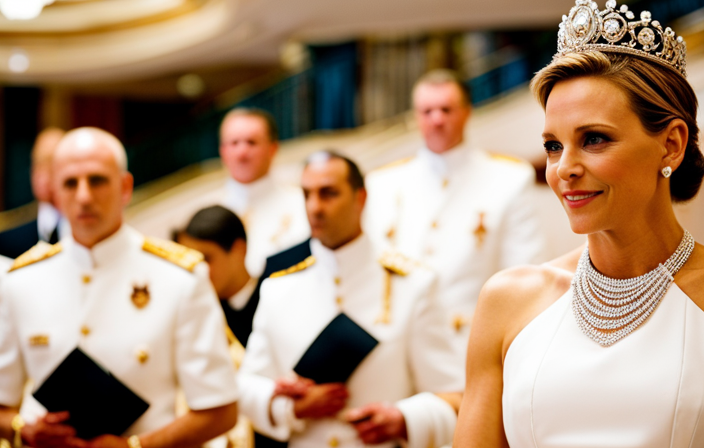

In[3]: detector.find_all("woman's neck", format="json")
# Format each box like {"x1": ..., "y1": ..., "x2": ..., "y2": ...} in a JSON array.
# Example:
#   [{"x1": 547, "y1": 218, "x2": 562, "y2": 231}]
[{"x1": 587, "y1": 207, "x2": 683, "y2": 279}]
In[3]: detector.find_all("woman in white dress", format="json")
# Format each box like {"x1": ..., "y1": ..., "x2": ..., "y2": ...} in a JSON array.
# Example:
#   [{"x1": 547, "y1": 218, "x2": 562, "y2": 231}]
[{"x1": 453, "y1": 1, "x2": 704, "y2": 447}]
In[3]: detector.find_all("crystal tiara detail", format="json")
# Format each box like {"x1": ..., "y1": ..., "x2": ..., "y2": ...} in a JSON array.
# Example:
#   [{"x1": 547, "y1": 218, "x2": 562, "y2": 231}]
[{"x1": 556, "y1": 0, "x2": 687, "y2": 77}]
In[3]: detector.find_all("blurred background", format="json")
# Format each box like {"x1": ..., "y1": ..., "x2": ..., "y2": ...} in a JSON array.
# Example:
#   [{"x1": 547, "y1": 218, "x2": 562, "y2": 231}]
[{"x1": 1, "y1": 0, "x2": 704, "y2": 259}]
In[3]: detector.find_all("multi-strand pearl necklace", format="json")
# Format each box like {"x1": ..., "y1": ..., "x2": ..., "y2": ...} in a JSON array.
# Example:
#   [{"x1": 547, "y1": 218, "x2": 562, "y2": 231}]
[{"x1": 572, "y1": 230, "x2": 695, "y2": 347}]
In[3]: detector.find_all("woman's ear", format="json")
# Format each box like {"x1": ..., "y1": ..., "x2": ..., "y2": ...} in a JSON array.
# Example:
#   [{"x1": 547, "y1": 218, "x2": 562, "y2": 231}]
[{"x1": 662, "y1": 118, "x2": 688, "y2": 172}]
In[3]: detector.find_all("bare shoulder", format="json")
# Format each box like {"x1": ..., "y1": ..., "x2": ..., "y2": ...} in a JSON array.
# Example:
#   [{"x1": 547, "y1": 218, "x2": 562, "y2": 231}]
[
  {"x1": 472, "y1": 245, "x2": 582, "y2": 360},
  {"x1": 675, "y1": 242, "x2": 704, "y2": 310}
]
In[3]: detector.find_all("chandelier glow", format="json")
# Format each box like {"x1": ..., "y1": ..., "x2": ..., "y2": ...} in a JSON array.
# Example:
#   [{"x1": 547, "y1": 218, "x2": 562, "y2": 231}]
[
  {"x1": 556, "y1": 0, "x2": 687, "y2": 77},
  {"x1": 0, "y1": 0, "x2": 54, "y2": 20}
]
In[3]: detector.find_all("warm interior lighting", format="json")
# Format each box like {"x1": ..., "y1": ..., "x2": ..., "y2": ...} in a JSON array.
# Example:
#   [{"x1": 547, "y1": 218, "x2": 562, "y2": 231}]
[
  {"x1": 0, "y1": 0, "x2": 55, "y2": 20},
  {"x1": 8, "y1": 49, "x2": 29, "y2": 73}
]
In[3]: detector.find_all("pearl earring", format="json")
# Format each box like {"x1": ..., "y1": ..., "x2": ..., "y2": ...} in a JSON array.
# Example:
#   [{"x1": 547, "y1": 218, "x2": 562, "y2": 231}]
[{"x1": 662, "y1": 166, "x2": 673, "y2": 178}]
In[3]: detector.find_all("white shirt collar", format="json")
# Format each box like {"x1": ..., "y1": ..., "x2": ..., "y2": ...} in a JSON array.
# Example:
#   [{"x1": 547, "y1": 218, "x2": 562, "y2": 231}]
[
  {"x1": 228, "y1": 277, "x2": 258, "y2": 311},
  {"x1": 64, "y1": 224, "x2": 139, "y2": 271},
  {"x1": 37, "y1": 202, "x2": 61, "y2": 241},
  {"x1": 417, "y1": 142, "x2": 471, "y2": 179},
  {"x1": 224, "y1": 174, "x2": 276, "y2": 216},
  {"x1": 310, "y1": 233, "x2": 373, "y2": 281}
]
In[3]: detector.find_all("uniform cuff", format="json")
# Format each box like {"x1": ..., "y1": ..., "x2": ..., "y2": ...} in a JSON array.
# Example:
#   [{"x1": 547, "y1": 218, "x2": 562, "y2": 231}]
[
  {"x1": 237, "y1": 374, "x2": 304, "y2": 441},
  {"x1": 396, "y1": 392, "x2": 457, "y2": 448}
]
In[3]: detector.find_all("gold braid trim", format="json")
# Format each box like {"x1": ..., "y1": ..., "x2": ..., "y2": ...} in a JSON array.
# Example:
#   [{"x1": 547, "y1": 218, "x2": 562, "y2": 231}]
[
  {"x1": 142, "y1": 237, "x2": 203, "y2": 273},
  {"x1": 270, "y1": 256, "x2": 316, "y2": 278},
  {"x1": 9, "y1": 242, "x2": 62, "y2": 272},
  {"x1": 376, "y1": 251, "x2": 417, "y2": 324},
  {"x1": 489, "y1": 153, "x2": 525, "y2": 165},
  {"x1": 375, "y1": 270, "x2": 393, "y2": 325},
  {"x1": 370, "y1": 156, "x2": 414, "y2": 173}
]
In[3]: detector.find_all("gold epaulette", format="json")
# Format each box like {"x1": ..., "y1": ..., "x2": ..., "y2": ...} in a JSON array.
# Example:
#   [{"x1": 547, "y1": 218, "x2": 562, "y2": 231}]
[
  {"x1": 270, "y1": 256, "x2": 316, "y2": 278},
  {"x1": 142, "y1": 237, "x2": 203, "y2": 273},
  {"x1": 489, "y1": 153, "x2": 525, "y2": 164},
  {"x1": 379, "y1": 251, "x2": 417, "y2": 276},
  {"x1": 9, "y1": 242, "x2": 62, "y2": 272},
  {"x1": 371, "y1": 156, "x2": 414, "y2": 173}
]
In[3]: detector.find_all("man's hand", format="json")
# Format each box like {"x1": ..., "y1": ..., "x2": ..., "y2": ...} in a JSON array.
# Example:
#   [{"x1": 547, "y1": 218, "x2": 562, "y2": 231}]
[
  {"x1": 273, "y1": 377, "x2": 314, "y2": 399},
  {"x1": 345, "y1": 402, "x2": 407, "y2": 444},
  {"x1": 292, "y1": 383, "x2": 348, "y2": 419},
  {"x1": 21, "y1": 412, "x2": 87, "y2": 448}
]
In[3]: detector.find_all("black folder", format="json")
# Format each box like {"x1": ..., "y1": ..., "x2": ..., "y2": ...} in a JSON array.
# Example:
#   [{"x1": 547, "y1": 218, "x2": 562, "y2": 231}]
[
  {"x1": 33, "y1": 348, "x2": 150, "y2": 440},
  {"x1": 293, "y1": 313, "x2": 379, "y2": 384}
]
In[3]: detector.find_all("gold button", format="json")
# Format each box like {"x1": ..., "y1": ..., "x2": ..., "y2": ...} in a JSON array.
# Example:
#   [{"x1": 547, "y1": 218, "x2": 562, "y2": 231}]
[
  {"x1": 136, "y1": 350, "x2": 149, "y2": 364},
  {"x1": 431, "y1": 221, "x2": 438, "y2": 229},
  {"x1": 82, "y1": 275, "x2": 91, "y2": 284},
  {"x1": 452, "y1": 315, "x2": 469, "y2": 332},
  {"x1": 336, "y1": 297, "x2": 344, "y2": 306},
  {"x1": 334, "y1": 277, "x2": 341, "y2": 285},
  {"x1": 328, "y1": 437, "x2": 339, "y2": 448},
  {"x1": 442, "y1": 179, "x2": 449, "y2": 189},
  {"x1": 80, "y1": 326, "x2": 91, "y2": 336}
]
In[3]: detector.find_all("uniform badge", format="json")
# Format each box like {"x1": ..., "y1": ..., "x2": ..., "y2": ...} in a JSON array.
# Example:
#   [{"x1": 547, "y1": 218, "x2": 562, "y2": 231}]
[
  {"x1": 131, "y1": 284, "x2": 150, "y2": 309},
  {"x1": 473, "y1": 212, "x2": 487, "y2": 248},
  {"x1": 29, "y1": 334, "x2": 50, "y2": 346}
]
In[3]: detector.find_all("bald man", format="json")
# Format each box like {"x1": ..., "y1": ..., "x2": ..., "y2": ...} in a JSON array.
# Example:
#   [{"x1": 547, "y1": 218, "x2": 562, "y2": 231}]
[
  {"x1": 0, "y1": 128, "x2": 239, "y2": 448},
  {"x1": 0, "y1": 128, "x2": 68, "y2": 259}
]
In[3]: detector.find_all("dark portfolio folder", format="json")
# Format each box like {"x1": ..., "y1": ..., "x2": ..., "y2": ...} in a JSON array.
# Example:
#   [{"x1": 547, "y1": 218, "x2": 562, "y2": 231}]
[
  {"x1": 293, "y1": 313, "x2": 379, "y2": 384},
  {"x1": 33, "y1": 348, "x2": 150, "y2": 439}
]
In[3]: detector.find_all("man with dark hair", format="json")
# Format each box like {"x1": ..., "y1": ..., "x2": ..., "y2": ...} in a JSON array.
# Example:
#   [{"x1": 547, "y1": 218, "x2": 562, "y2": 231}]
[
  {"x1": 177, "y1": 206, "x2": 258, "y2": 347},
  {"x1": 238, "y1": 151, "x2": 463, "y2": 448},
  {"x1": 218, "y1": 108, "x2": 309, "y2": 279},
  {"x1": 365, "y1": 68, "x2": 546, "y2": 366}
]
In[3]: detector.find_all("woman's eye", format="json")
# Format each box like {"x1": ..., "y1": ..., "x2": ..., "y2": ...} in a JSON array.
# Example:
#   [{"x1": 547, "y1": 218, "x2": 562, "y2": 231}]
[
  {"x1": 583, "y1": 133, "x2": 609, "y2": 147},
  {"x1": 543, "y1": 141, "x2": 563, "y2": 153}
]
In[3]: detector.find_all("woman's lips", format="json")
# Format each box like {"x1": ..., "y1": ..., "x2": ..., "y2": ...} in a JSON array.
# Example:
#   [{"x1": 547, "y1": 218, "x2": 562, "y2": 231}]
[{"x1": 562, "y1": 190, "x2": 603, "y2": 208}]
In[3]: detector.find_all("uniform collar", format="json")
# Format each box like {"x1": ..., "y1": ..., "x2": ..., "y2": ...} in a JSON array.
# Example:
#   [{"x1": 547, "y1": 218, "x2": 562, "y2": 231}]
[
  {"x1": 224, "y1": 174, "x2": 276, "y2": 215},
  {"x1": 417, "y1": 143, "x2": 471, "y2": 179},
  {"x1": 37, "y1": 202, "x2": 61, "y2": 241},
  {"x1": 64, "y1": 225, "x2": 140, "y2": 271},
  {"x1": 227, "y1": 276, "x2": 258, "y2": 310},
  {"x1": 310, "y1": 233, "x2": 373, "y2": 281}
]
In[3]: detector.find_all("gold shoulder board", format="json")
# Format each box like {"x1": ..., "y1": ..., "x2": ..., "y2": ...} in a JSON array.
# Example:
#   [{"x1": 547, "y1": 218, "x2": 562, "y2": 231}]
[
  {"x1": 378, "y1": 251, "x2": 417, "y2": 276},
  {"x1": 9, "y1": 242, "x2": 62, "y2": 272},
  {"x1": 489, "y1": 153, "x2": 525, "y2": 164},
  {"x1": 371, "y1": 156, "x2": 414, "y2": 173},
  {"x1": 270, "y1": 256, "x2": 316, "y2": 279},
  {"x1": 142, "y1": 237, "x2": 203, "y2": 273}
]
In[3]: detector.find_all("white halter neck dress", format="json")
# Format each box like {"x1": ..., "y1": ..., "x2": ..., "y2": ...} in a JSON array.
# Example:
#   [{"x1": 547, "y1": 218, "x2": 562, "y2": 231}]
[{"x1": 503, "y1": 283, "x2": 704, "y2": 447}]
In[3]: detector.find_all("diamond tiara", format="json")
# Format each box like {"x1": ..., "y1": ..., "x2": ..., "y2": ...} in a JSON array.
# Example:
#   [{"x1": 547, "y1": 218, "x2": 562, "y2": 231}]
[{"x1": 556, "y1": 0, "x2": 687, "y2": 77}]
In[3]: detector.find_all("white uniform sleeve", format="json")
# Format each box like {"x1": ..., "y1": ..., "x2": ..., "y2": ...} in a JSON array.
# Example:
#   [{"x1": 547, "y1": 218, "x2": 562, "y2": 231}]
[
  {"x1": 0, "y1": 282, "x2": 26, "y2": 407},
  {"x1": 175, "y1": 262, "x2": 239, "y2": 410},
  {"x1": 498, "y1": 170, "x2": 547, "y2": 269},
  {"x1": 397, "y1": 274, "x2": 461, "y2": 448},
  {"x1": 237, "y1": 279, "x2": 305, "y2": 441}
]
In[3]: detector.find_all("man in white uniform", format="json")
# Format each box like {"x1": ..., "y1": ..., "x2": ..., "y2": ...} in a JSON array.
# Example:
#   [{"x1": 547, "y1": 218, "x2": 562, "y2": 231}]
[
  {"x1": 0, "y1": 255, "x2": 11, "y2": 274},
  {"x1": 365, "y1": 69, "x2": 545, "y2": 361},
  {"x1": 0, "y1": 128, "x2": 239, "y2": 448},
  {"x1": 238, "y1": 151, "x2": 463, "y2": 448},
  {"x1": 220, "y1": 109, "x2": 309, "y2": 277}
]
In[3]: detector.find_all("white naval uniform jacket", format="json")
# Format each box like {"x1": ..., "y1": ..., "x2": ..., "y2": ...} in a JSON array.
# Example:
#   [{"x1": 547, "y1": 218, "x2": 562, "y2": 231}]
[
  {"x1": 0, "y1": 225, "x2": 239, "y2": 435},
  {"x1": 223, "y1": 175, "x2": 310, "y2": 278},
  {"x1": 364, "y1": 145, "x2": 546, "y2": 363},
  {"x1": 238, "y1": 235, "x2": 463, "y2": 448},
  {"x1": 0, "y1": 255, "x2": 11, "y2": 275}
]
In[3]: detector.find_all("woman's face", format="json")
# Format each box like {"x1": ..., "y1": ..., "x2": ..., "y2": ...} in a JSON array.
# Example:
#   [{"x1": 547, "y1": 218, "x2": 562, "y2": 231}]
[{"x1": 543, "y1": 76, "x2": 667, "y2": 235}]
